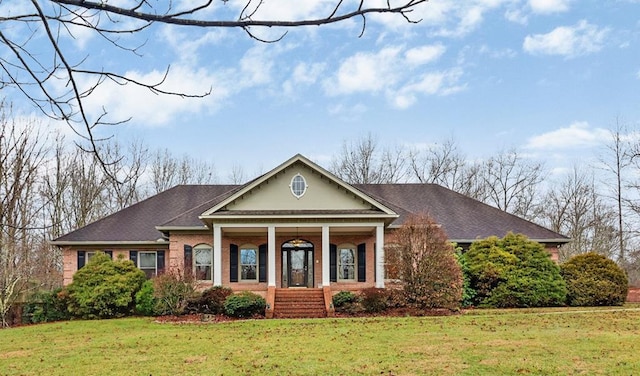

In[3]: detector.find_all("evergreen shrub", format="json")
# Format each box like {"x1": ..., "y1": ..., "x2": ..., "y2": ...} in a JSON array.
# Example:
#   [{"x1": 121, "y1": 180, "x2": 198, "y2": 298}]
[
  {"x1": 224, "y1": 292, "x2": 266, "y2": 318},
  {"x1": 66, "y1": 252, "x2": 146, "y2": 319},
  {"x1": 463, "y1": 233, "x2": 567, "y2": 308},
  {"x1": 561, "y1": 252, "x2": 628, "y2": 306}
]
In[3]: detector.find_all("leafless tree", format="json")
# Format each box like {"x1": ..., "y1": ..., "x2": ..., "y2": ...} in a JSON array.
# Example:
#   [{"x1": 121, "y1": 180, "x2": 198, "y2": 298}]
[
  {"x1": 543, "y1": 167, "x2": 617, "y2": 261},
  {"x1": 598, "y1": 121, "x2": 633, "y2": 264},
  {"x1": 101, "y1": 139, "x2": 149, "y2": 210},
  {"x1": 408, "y1": 138, "x2": 486, "y2": 199},
  {"x1": 227, "y1": 163, "x2": 247, "y2": 185},
  {"x1": 148, "y1": 148, "x2": 218, "y2": 194},
  {"x1": 330, "y1": 133, "x2": 407, "y2": 184},
  {"x1": 481, "y1": 149, "x2": 543, "y2": 220},
  {"x1": 1, "y1": 1, "x2": 429, "y2": 172},
  {"x1": 0, "y1": 103, "x2": 51, "y2": 327}
]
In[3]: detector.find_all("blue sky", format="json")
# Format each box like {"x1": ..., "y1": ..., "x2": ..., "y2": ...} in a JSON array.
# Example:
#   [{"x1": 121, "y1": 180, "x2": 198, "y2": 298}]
[{"x1": 5, "y1": 0, "x2": 640, "y2": 181}]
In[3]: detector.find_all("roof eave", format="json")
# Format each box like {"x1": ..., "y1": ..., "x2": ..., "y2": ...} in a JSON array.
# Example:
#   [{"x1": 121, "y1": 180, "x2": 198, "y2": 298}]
[
  {"x1": 49, "y1": 240, "x2": 169, "y2": 247},
  {"x1": 154, "y1": 225, "x2": 210, "y2": 232},
  {"x1": 449, "y1": 238, "x2": 571, "y2": 244}
]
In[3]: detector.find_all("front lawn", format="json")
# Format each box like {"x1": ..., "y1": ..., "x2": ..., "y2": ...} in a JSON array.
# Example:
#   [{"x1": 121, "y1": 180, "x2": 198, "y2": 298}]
[{"x1": 2, "y1": 306, "x2": 639, "y2": 375}]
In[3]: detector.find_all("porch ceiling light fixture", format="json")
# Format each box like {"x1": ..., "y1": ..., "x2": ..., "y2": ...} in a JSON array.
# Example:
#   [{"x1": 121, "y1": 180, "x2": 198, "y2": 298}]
[{"x1": 290, "y1": 227, "x2": 305, "y2": 246}]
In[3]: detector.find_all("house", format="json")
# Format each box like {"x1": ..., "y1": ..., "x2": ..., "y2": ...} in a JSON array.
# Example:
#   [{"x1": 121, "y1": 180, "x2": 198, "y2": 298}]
[{"x1": 51, "y1": 154, "x2": 568, "y2": 317}]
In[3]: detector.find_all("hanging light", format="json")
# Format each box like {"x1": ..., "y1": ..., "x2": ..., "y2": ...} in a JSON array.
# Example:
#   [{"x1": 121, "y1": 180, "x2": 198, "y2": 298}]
[{"x1": 290, "y1": 227, "x2": 305, "y2": 246}]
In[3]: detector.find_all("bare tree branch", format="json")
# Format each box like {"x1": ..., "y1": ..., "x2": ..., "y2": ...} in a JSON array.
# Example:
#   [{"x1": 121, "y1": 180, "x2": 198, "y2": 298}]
[{"x1": 1, "y1": 0, "x2": 429, "y2": 180}]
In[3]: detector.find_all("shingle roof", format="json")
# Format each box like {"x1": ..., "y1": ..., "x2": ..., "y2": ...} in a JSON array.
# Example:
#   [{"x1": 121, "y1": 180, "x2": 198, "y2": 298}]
[
  {"x1": 53, "y1": 185, "x2": 239, "y2": 243},
  {"x1": 53, "y1": 183, "x2": 567, "y2": 244},
  {"x1": 355, "y1": 184, "x2": 567, "y2": 242}
]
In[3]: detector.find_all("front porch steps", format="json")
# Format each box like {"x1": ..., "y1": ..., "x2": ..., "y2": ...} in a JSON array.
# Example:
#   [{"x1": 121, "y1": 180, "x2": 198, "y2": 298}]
[{"x1": 273, "y1": 288, "x2": 327, "y2": 319}]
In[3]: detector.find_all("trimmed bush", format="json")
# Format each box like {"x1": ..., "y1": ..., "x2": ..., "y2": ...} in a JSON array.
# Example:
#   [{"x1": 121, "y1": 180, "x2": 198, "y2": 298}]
[
  {"x1": 66, "y1": 252, "x2": 147, "y2": 319},
  {"x1": 561, "y1": 252, "x2": 628, "y2": 306},
  {"x1": 332, "y1": 290, "x2": 362, "y2": 314},
  {"x1": 463, "y1": 233, "x2": 567, "y2": 308},
  {"x1": 22, "y1": 288, "x2": 71, "y2": 324},
  {"x1": 153, "y1": 271, "x2": 197, "y2": 316},
  {"x1": 224, "y1": 292, "x2": 266, "y2": 318},
  {"x1": 360, "y1": 288, "x2": 389, "y2": 313},
  {"x1": 186, "y1": 286, "x2": 233, "y2": 315},
  {"x1": 135, "y1": 280, "x2": 158, "y2": 316}
]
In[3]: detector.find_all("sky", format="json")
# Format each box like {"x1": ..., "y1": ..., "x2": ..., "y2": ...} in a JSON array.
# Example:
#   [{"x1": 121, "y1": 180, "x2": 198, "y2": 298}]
[{"x1": 4, "y1": 0, "x2": 640, "y2": 182}]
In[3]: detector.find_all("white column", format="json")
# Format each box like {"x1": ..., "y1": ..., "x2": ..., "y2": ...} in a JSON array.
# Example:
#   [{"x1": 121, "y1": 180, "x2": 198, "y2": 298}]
[
  {"x1": 213, "y1": 224, "x2": 222, "y2": 286},
  {"x1": 268, "y1": 225, "x2": 276, "y2": 287},
  {"x1": 375, "y1": 224, "x2": 385, "y2": 288},
  {"x1": 322, "y1": 225, "x2": 330, "y2": 287}
]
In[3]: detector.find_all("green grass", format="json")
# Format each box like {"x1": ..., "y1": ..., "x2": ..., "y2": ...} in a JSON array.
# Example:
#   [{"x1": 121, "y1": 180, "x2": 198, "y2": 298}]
[{"x1": 2, "y1": 306, "x2": 640, "y2": 375}]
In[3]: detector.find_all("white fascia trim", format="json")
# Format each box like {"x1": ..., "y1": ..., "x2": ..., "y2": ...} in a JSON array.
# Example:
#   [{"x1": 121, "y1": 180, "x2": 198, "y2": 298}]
[
  {"x1": 155, "y1": 226, "x2": 210, "y2": 231},
  {"x1": 450, "y1": 238, "x2": 571, "y2": 244},
  {"x1": 49, "y1": 240, "x2": 168, "y2": 246},
  {"x1": 199, "y1": 214, "x2": 399, "y2": 221}
]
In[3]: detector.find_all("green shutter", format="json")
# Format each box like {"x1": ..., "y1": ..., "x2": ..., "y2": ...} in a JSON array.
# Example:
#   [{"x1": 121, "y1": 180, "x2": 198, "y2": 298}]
[
  {"x1": 357, "y1": 243, "x2": 366, "y2": 282},
  {"x1": 77, "y1": 251, "x2": 86, "y2": 269},
  {"x1": 373, "y1": 243, "x2": 377, "y2": 283},
  {"x1": 258, "y1": 244, "x2": 267, "y2": 283},
  {"x1": 157, "y1": 251, "x2": 165, "y2": 275},
  {"x1": 329, "y1": 244, "x2": 337, "y2": 282},
  {"x1": 129, "y1": 251, "x2": 138, "y2": 266},
  {"x1": 184, "y1": 245, "x2": 193, "y2": 276},
  {"x1": 230, "y1": 244, "x2": 238, "y2": 282}
]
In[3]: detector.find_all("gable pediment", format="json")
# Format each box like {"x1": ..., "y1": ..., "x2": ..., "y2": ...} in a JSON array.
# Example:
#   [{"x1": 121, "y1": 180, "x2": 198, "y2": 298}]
[{"x1": 200, "y1": 155, "x2": 397, "y2": 219}]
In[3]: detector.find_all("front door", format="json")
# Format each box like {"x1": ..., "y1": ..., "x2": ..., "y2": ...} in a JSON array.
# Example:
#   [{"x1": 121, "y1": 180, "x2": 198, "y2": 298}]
[
  {"x1": 289, "y1": 249, "x2": 308, "y2": 287},
  {"x1": 282, "y1": 240, "x2": 314, "y2": 288}
]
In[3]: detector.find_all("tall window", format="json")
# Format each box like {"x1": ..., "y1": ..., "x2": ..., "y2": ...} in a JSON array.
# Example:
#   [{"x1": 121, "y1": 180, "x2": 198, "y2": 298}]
[
  {"x1": 338, "y1": 244, "x2": 356, "y2": 281},
  {"x1": 138, "y1": 251, "x2": 157, "y2": 279},
  {"x1": 240, "y1": 245, "x2": 258, "y2": 281},
  {"x1": 194, "y1": 244, "x2": 213, "y2": 281}
]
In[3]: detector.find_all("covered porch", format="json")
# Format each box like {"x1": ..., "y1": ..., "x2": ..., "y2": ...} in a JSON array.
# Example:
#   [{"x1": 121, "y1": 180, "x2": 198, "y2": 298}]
[{"x1": 210, "y1": 222, "x2": 386, "y2": 318}]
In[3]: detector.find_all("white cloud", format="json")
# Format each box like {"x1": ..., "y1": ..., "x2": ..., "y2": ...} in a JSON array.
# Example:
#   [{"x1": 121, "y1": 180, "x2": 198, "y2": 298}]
[
  {"x1": 524, "y1": 122, "x2": 610, "y2": 149},
  {"x1": 529, "y1": 0, "x2": 571, "y2": 14},
  {"x1": 391, "y1": 68, "x2": 466, "y2": 109},
  {"x1": 523, "y1": 20, "x2": 609, "y2": 58},
  {"x1": 81, "y1": 44, "x2": 282, "y2": 126},
  {"x1": 83, "y1": 65, "x2": 230, "y2": 126},
  {"x1": 325, "y1": 44, "x2": 464, "y2": 109},
  {"x1": 324, "y1": 47, "x2": 403, "y2": 95},
  {"x1": 292, "y1": 62, "x2": 326, "y2": 85},
  {"x1": 282, "y1": 62, "x2": 326, "y2": 96},
  {"x1": 327, "y1": 103, "x2": 367, "y2": 121},
  {"x1": 405, "y1": 44, "x2": 446, "y2": 66}
]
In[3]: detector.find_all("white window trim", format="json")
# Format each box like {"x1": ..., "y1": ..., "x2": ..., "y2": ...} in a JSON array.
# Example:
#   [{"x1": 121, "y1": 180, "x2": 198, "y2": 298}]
[
  {"x1": 138, "y1": 251, "x2": 158, "y2": 277},
  {"x1": 289, "y1": 173, "x2": 308, "y2": 199},
  {"x1": 337, "y1": 243, "x2": 356, "y2": 282},
  {"x1": 239, "y1": 244, "x2": 259, "y2": 282},
  {"x1": 193, "y1": 244, "x2": 213, "y2": 281}
]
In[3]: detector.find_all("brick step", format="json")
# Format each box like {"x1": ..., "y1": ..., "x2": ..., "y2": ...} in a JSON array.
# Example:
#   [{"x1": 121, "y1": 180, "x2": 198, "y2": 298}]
[
  {"x1": 274, "y1": 312, "x2": 326, "y2": 319},
  {"x1": 273, "y1": 288, "x2": 327, "y2": 319},
  {"x1": 274, "y1": 300, "x2": 325, "y2": 305},
  {"x1": 275, "y1": 296, "x2": 324, "y2": 302}
]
